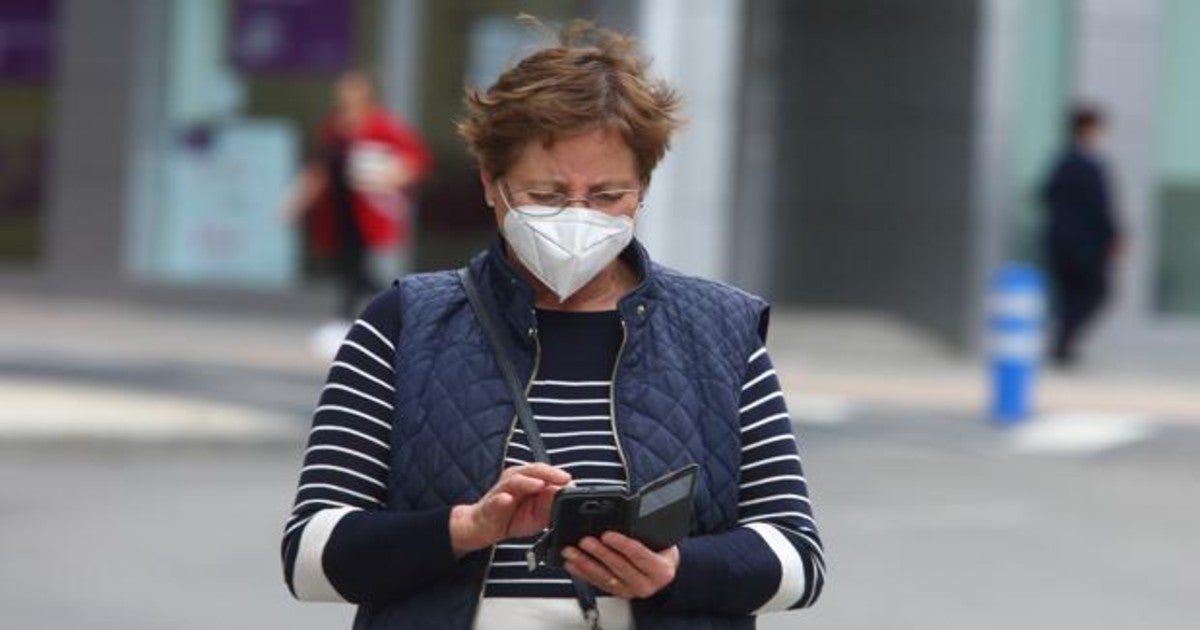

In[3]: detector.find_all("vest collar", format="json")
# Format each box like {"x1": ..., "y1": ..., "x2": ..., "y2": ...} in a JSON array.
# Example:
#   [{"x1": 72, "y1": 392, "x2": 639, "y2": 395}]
[{"x1": 470, "y1": 234, "x2": 659, "y2": 343}]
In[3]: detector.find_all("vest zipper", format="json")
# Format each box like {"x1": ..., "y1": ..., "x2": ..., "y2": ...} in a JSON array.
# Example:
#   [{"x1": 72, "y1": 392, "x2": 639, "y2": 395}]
[
  {"x1": 472, "y1": 323, "x2": 542, "y2": 624},
  {"x1": 609, "y1": 319, "x2": 631, "y2": 488}
]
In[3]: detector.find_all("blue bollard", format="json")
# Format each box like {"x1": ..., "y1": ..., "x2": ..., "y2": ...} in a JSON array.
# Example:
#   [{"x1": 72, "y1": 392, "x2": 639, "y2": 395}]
[{"x1": 988, "y1": 263, "x2": 1046, "y2": 426}]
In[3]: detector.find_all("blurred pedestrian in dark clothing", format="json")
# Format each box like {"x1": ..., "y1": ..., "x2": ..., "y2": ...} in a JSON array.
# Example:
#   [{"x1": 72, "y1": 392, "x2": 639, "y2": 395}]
[{"x1": 1041, "y1": 106, "x2": 1122, "y2": 367}]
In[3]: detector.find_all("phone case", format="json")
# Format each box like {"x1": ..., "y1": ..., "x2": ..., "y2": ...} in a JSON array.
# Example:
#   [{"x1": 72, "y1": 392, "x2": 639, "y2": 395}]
[
  {"x1": 527, "y1": 464, "x2": 699, "y2": 570},
  {"x1": 628, "y1": 463, "x2": 699, "y2": 551}
]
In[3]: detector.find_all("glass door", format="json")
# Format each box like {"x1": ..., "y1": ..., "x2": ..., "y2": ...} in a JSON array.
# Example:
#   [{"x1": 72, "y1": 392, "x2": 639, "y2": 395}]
[{"x1": 1155, "y1": 0, "x2": 1200, "y2": 316}]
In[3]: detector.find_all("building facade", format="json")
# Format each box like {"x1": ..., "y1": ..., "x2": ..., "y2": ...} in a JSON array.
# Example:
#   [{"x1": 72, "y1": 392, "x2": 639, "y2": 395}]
[{"x1": 2, "y1": 0, "x2": 1198, "y2": 360}]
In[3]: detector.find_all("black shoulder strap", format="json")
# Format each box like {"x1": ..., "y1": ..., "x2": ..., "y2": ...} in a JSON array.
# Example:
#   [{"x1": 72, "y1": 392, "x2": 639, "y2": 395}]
[
  {"x1": 457, "y1": 267, "x2": 600, "y2": 629},
  {"x1": 457, "y1": 267, "x2": 549, "y2": 462}
]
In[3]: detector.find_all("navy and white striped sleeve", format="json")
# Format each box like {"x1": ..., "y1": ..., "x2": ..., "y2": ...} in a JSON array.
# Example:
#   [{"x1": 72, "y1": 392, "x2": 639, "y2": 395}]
[
  {"x1": 651, "y1": 346, "x2": 825, "y2": 615},
  {"x1": 732, "y1": 347, "x2": 825, "y2": 610},
  {"x1": 280, "y1": 287, "x2": 460, "y2": 604}
]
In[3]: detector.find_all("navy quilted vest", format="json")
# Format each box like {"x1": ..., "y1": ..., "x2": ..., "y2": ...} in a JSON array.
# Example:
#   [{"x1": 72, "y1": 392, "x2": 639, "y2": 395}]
[{"x1": 353, "y1": 238, "x2": 769, "y2": 629}]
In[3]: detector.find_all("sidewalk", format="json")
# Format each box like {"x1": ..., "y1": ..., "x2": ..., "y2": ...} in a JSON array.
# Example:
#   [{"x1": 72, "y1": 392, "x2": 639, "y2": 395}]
[
  {"x1": 768, "y1": 310, "x2": 1200, "y2": 426},
  {"x1": 2, "y1": 292, "x2": 1198, "y2": 442},
  {"x1": 0, "y1": 293, "x2": 327, "y2": 442}
]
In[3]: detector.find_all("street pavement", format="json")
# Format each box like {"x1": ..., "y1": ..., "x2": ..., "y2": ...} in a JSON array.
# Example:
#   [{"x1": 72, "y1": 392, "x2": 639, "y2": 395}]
[
  {"x1": 1, "y1": 292, "x2": 1198, "y2": 628},
  {"x1": 2, "y1": 411, "x2": 1198, "y2": 629}
]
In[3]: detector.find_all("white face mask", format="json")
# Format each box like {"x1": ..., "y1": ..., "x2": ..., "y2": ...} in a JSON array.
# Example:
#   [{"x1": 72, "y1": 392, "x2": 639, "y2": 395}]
[{"x1": 501, "y1": 206, "x2": 635, "y2": 302}]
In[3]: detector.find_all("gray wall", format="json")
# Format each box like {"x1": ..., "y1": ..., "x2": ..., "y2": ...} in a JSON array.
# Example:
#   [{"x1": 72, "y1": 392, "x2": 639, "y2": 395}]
[
  {"x1": 43, "y1": 0, "x2": 142, "y2": 290},
  {"x1": 730, "y1": 0, "x2": 783, "y2": 297},
  {"x1": 760, "y1": 0, "x2": 981, "y2": 343},
  {"x1": 637, "y1": 0, "x2": 743, "y2": 283}
]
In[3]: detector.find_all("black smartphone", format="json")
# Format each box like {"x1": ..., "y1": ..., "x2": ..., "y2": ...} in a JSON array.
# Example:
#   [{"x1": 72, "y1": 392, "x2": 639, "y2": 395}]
[
  {"x1": 536, "y1": 485, "x2": 629, "y2": 567},
  {"x1": 526, "y1": 465, "x2": 699, "y2": 570}
]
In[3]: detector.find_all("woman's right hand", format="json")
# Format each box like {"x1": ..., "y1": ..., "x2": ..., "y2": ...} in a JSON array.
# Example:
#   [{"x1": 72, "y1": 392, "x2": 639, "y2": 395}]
[{"x1": 449, "y1": 463, "x2": 571, "y2": 558}]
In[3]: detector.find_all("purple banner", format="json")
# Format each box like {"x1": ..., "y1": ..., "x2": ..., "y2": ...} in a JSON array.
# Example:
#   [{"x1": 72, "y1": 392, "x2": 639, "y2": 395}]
[
  {"x1": 231, "y1": 0, "x2": 353, "y2": 74},
  {"x1": 0, "y1": 0, "x2": 56, "y2": 80}
]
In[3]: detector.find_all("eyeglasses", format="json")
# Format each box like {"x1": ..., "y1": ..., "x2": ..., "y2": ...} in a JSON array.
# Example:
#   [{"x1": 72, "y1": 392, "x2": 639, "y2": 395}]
[{"x1": 498, "y1": 179, "x2": 642, "y2": 217}]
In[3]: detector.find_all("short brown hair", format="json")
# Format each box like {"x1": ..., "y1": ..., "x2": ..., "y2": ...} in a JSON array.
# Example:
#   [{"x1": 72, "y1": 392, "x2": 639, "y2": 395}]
[{"x1": 457, "y1": 18, "x2": 683, "y2": 184}]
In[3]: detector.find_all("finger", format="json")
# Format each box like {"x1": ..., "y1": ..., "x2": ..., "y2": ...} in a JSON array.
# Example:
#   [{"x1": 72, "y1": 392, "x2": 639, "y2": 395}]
[
  {"x1": 531, "y1": 486, "x2": 561, "y2": 522},
  {"x1": 526, "y1": 463, "x2": 573, "y2": 485},
  {"x1": 496, "y1": 473, "x2": 546, "y2": 498},
  {"x1": 564, "y1": 560, "x2": 631, "y2": 599},
  {"x1": 600, "y1": 531, "x2": 665, "y2": 570},
  {"x1": 562, "y1": 547, "x2": 630, "y2": 597},
  {"x1": 578, "y1": 536, "x2": 654, "y2": 596},
  {"x1": 600, "y1": 531, "x2": 674, "y2": 586},
  {"x1": 498, "y1": 466, "x2": 575, "y2": 498},
  {"x1": 476, "y1": 491, "x2": 515, "y2": 522},
  {"x1": 514, "y1": 485, "x2": 555, "y2": 514},
  {"x1": 579, "y1": 536, "x2": 649, "y2": 580},
  {"x1": 562, "y1": 560, "x2": 598, "y2": 591},
  {"x1": 505, "y1": 463, "x2": 572, "y2": 486},
  {"x1": 562, "y1": 546, "x2": 611, "y2": 583}
]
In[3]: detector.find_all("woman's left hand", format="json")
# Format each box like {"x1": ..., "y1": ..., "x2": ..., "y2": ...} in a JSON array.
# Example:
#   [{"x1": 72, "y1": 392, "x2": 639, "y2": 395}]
[{"x1": 562, "y1": 532, "x2": 680, "y2": 599}]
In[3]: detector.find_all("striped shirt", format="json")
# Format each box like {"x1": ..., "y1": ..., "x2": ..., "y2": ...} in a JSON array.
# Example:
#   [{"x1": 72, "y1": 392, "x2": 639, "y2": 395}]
[
  {"x1": 282, "y1": 287, "x2": 825, "y2": 624},
  {"x1": 484, "y1": 308, "x2": 628, "y2": 601}
]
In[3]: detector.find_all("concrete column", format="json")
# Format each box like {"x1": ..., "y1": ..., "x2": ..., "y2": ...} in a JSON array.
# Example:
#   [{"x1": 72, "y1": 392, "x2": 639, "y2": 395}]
[
  {"x1": 44, "y1": 0, "x2": 142, "y2": 288},
  {"x1": 966, "y1": 0, "x2": 1025, "y2": 349},
  {"x1": 379, "y1": 0, "x2": 425, "y2": 125},
  {"x1": 636, "y1": 0, "x2": 742, "y2": 281},
  {"x1": 729, "y1": 0, "x2": 782, "y2": 296}
]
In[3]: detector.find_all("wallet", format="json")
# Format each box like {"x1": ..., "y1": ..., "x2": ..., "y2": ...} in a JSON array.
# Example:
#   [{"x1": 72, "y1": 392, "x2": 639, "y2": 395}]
[{"x1": 527, "y1": 464, "x2": 699, "y2": 570}]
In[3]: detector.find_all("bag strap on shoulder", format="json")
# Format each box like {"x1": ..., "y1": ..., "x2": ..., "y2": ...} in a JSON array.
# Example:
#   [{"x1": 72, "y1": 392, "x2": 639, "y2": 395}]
[
  {"x1": 457, "y1": 267, "x2": 600, "y2": 628},
  {"x1": 457, "y1": 268, "x2": 549, "y2": 461}
]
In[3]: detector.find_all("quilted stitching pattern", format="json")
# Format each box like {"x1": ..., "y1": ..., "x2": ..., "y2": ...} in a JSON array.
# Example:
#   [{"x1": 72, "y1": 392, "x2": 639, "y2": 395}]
[
  {"x1": 617, "y1": 264, "x2": 765, "y2": 531},
  {"x1": 390, "y1": 270, "x2": 521, "y2": 512},
  {"x1": 365, "y1": 241, "x2": 766, "y2": 629}
]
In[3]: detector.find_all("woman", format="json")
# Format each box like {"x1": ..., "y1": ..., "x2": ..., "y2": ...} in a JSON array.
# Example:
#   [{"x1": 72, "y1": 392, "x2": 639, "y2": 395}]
[
  {"x1": 282, "y1": 20, "x2": 824, "y2": 629},
  {"x1": 282, "y1": 70, "x2": 433, "y2": 335}
]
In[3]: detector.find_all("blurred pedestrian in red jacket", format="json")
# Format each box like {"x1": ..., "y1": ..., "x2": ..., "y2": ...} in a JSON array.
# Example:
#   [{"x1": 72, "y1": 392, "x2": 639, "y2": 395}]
[{"x1": 283, "y1": 70, "x2": 432, "y2": 335}]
